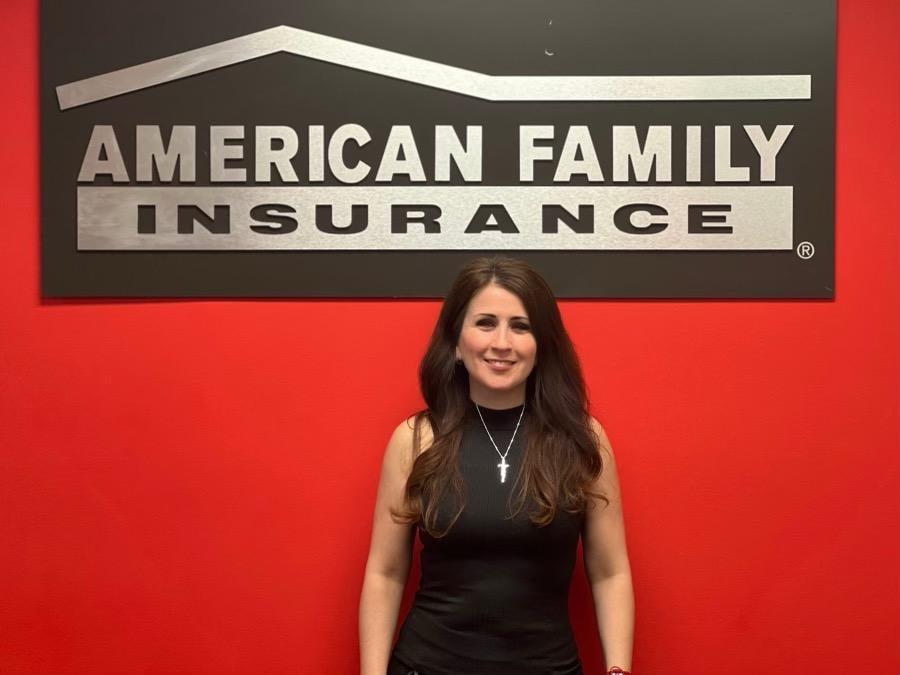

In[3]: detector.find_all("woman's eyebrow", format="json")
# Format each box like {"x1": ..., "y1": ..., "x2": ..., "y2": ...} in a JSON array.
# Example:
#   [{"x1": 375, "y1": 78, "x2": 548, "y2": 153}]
[{"x1": 474, "y1": 313, "x2": 530, "y2": 320}]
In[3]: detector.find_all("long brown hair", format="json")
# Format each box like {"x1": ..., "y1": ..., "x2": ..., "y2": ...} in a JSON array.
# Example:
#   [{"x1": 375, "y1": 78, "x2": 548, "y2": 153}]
[{"x1": 391, "y1": 255, "x2": 608, "y2": 538}]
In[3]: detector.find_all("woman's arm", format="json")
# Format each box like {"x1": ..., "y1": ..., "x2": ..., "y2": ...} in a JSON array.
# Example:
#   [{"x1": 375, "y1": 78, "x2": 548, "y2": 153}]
[
  {"x1": 583, "y1": 417, "x2": 635, "y2": 672},
  {"x1": 358, "y1": 417, "x2": 422, "y2": 675}
]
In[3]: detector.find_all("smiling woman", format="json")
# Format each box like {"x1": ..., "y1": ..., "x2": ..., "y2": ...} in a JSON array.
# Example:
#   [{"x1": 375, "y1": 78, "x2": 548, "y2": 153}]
[
  {"x1": 454, "y1": 283, "x2": 537, "y2": 410},
  {"x1": 359, "y1": 255, "x2": 635, "y2": 675}
]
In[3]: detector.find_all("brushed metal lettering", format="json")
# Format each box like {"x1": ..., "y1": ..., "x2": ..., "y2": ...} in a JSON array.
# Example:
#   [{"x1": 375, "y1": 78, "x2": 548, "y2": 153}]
[
  {"x1": 328, "y1": 124, "x2": 372, "y2": 184},
  {"x1": 255, "y1": 126, "x2": 300, "y2": 183},
  {"x1": 686, "y1": 126, "x2": 702, "y2": 183},
  {"x1": 714, "y1": 126, "x2": 751, "y2": 182},
  {"x1": 210, "y1": 126, "x2": 246, "y2": 182},
  {"x1": 554, "y1": 126, "x2": 604, "y2": 183},
  {"x1": 375, "y1": 126, "x2": 427, "y2": 182},
  {"x1": 519, "y1": 126, "x2": 555, "y2": 182},
  {"x1": 434, "y1": 126, "x2": 482, "y2": 183},
  {"x1": 743, "y1": 125, "x2": 794, "y2": 182},
  {"x1": 78, "y1": 125, "x2": 129, "y2": 183},
  {"x1": 613, "y1": 126, "x2": 672, "y2": 182},
  {"x1": 136, "y1": 125, "x2": 196, "y2": 182},
  {"x1": 308, "y1": 125, "x2": 325, "y2": 183}
]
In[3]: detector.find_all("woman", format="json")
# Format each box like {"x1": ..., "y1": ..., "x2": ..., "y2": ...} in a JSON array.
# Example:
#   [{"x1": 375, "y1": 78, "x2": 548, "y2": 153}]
[{"x1": 359, "y1": 256, "x2": 634, "y2": 675}]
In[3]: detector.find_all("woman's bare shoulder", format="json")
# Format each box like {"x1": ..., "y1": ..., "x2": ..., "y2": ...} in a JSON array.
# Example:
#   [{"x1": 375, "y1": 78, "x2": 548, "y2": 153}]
[
  {"x1": 402, "y1": 414, "x2": 434, "y2": 454},
  {"x1": 381, "y1": 413, "x2": 435, "y2": 479},
  {"x1": 396, "y1": 411, "x2": 435, "y2": 460}
]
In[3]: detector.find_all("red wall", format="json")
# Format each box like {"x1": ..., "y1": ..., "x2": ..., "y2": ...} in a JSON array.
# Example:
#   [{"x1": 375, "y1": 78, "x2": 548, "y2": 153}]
[{"x1": 1, "y1": 1, "x2": 898, "y2": 673}]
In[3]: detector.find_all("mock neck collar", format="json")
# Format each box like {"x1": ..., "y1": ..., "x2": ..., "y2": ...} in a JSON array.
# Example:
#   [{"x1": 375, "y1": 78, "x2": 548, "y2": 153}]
[{"x1": 469, "y1": 399, "x2": 527, "y2": 419}]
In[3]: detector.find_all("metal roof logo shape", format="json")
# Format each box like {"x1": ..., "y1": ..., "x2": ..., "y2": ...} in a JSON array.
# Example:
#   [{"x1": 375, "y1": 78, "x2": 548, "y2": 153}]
[{"x1": 56, "y1": 25, "x2": 811, "y2": 110}]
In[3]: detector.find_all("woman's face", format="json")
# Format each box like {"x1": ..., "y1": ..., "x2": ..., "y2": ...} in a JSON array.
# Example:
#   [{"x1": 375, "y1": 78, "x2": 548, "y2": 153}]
[{"x1": 455, "y1": 283, "x2": 537, "y2": 403}]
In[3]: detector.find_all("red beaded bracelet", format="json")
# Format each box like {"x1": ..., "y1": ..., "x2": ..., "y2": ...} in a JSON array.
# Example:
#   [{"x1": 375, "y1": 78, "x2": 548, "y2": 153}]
[{"x1": 607, "y1": 668, "x2": 631, "y2": 675}]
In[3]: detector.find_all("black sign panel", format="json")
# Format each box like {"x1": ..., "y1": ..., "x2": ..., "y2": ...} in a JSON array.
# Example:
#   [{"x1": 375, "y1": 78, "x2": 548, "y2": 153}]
[{"x1": 41, "y1": 0, "x2": 835, "y2": 297}]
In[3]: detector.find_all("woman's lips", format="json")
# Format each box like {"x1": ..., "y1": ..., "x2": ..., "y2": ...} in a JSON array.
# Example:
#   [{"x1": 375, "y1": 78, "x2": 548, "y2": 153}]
[{"x1": 484, "y1": 358, "x2": 515, "y2": 371}]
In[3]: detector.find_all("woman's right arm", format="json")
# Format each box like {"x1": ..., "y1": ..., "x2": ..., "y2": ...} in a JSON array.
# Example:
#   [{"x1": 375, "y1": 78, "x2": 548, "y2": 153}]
[{"x1": 358, "y1": 417, "x2": 422, "y2": 675}]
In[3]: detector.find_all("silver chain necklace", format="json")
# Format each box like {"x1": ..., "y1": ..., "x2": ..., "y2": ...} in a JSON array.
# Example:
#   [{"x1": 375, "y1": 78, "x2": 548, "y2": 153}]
[{"x1": 474, "y1": 401, "x2": 526, "y2": 484}]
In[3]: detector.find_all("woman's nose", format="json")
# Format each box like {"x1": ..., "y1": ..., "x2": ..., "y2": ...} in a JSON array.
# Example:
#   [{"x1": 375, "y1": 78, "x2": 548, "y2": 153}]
[{"x1": 491, "y1": 327, "x2": 512, "y2": 348}]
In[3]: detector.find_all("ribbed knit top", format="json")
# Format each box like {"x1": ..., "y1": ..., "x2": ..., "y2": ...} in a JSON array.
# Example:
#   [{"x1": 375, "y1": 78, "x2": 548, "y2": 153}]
[{"x1": 391, "y1": 400, "x2": 585, "y2": 675}]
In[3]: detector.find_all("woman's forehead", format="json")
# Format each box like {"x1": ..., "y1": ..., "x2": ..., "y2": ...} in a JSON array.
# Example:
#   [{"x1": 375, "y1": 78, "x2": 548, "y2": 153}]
[{"x1": 467, "y1": 285, "x2": 528, "y2": 316}]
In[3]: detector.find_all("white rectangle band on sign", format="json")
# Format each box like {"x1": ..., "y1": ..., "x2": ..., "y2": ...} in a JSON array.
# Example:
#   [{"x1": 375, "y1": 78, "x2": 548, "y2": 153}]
[{"x1": 77, "y1": 186, "x2": 793, "y2": 251}]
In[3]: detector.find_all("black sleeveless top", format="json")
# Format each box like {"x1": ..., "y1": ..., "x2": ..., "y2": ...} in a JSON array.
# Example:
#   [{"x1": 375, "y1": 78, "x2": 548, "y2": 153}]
[{"x1": 390, "y1": 401, "x2": 585, "y2": 675}]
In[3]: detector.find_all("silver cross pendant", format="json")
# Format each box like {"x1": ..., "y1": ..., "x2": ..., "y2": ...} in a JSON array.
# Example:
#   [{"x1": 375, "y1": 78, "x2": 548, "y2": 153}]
[{"x1": 497, "y1": 457, "x2": 509, "y2": 483}]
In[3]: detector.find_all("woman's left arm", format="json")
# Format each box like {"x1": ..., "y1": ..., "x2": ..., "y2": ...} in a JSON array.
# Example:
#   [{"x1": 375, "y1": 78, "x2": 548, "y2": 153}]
[{"x1": 582, "y1": 417, "x2": 635, "y2": 672}]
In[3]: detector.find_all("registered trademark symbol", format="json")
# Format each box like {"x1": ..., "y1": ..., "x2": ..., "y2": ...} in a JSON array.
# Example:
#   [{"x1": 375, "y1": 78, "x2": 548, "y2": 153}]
[{"x1": 796, "y1": 241, "x2": 815, "y2": 259}]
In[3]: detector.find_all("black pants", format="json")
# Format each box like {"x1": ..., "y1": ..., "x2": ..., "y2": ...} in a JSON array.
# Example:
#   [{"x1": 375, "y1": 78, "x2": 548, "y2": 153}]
[{"x1": 387, "y1": 652, "x2": 420, "y2": 675}]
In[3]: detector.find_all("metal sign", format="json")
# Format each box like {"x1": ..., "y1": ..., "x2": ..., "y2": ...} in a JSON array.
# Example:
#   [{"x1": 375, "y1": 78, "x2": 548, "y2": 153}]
[{"x1": 41, "y1": 0, "x2": 835, "y2": 297}]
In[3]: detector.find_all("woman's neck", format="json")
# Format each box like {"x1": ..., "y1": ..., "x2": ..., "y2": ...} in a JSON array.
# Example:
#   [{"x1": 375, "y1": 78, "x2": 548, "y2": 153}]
[{"x1": 468, "y1": 388, "x2": 526, "y2": 411}]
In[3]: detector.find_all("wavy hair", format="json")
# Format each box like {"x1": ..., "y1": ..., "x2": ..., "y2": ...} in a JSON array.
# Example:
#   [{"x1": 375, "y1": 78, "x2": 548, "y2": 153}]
[{"x1": 391, "y1": 255, "x2": 608, "y2": 538}]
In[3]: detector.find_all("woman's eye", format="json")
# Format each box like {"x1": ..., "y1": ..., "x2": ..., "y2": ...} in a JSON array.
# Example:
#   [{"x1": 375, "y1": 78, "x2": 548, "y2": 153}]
[{"x1": 475, "y1": 319, "x2": 530, "y2": 331}]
